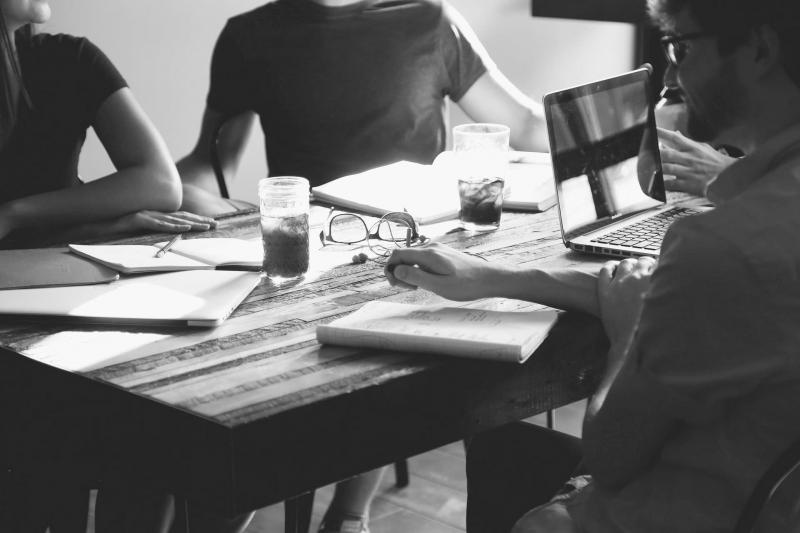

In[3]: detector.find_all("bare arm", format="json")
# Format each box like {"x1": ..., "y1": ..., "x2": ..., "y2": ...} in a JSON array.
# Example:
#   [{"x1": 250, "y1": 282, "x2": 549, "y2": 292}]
[
  {"x1": 0, "y1": 88, "x2": 184, "y2": 239},
  {"x1": 385, "y1": 243, "x2": 601, "y2": 315},
  {"x1": 443, "y1": 2, "x2": 548, "y2": 152},
  {"x1": 176, "y1": 108, "x2": 256, "y2": 215}
]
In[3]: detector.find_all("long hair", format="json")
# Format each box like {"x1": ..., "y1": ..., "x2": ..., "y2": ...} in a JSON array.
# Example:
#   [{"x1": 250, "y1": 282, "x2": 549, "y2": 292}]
[{"x1": 0, "y1": 10, "x2": 32, "y2": 147}]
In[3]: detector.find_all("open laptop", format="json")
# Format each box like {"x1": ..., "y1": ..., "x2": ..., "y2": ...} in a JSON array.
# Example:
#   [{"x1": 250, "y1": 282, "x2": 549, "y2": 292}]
[{"x1": 544, "y1": 67, "x2": 708, "y2": 258}]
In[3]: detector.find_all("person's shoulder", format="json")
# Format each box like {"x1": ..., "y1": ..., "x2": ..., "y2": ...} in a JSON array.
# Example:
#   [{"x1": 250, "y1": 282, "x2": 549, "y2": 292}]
[
  {"x1": 24, "y1": 33, "x2": 92, "y2": 56},
  {"x1": 371, "y1": 0, "x2": 443, "y2": 14},
  {"x1": 226, "y1": 0, "x2": 287, "y2": 30},
  {"x1": 366, "y1": 0, "x2": 444, "y2": 30},
  {"x1": 26, "y1": 33, "x2": 108, "y2": 65}
]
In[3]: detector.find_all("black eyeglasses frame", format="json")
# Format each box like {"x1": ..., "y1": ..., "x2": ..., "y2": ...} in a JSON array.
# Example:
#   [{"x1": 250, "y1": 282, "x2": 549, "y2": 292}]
[{"x1": 660, "y1": 31, "x2": 715, "y2": 67}]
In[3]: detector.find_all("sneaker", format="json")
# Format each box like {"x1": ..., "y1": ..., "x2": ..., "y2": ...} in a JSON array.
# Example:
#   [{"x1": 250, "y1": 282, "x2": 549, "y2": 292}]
[{"x1": 318, "y1": 517, "x2": 369, "y2": 533}]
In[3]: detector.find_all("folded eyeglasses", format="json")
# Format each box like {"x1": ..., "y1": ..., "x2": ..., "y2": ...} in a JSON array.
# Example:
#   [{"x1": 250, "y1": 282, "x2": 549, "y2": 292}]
[{"x1": 319, "y1": 209, "x2": 428, "y2": 259}]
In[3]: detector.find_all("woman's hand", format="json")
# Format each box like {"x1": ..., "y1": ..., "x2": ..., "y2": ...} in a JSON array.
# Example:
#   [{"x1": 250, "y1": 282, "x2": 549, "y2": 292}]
[
  {"x1": 110, "y1": 210, "x2": 218, "y2": 234},
  {"x1": 657, "y1": 127, "x2": 737, "y2": 197},
  {"x1": 597, "y1": 257, "x2": 657, "y2": 354}
]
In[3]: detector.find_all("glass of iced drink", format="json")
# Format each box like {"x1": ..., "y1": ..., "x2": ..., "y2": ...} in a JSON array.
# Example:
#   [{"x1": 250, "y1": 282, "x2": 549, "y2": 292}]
[
  {"x1": 258, "y1": 176, "x2": 310, "y2": 283},
  {"x1": 453, "y1": 123, "x2": 510, "y2": 232}
]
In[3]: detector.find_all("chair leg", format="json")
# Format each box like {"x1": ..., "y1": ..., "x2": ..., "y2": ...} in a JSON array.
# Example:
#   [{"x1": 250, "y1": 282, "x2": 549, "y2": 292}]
[
  {"x1": 284, "y1": 491, "x2": 315, "y2": 533},
  {"x1": 546, "y1": 409, "x2": 555, "y2": 429},
  {"x1": 394, "y1": 459, "x2": 410, "y2": 488}
]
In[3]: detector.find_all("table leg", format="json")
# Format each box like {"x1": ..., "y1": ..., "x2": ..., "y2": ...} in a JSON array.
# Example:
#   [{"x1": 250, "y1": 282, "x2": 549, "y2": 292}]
[{"x1": 284, "y1": 491, "x2": 315, "y2": 533}]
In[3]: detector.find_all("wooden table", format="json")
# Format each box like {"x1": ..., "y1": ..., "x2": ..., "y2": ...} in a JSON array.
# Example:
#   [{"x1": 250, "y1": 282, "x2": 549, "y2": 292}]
[{"x1": 0, "y1": 206, "x2": 608, "y2": 521}]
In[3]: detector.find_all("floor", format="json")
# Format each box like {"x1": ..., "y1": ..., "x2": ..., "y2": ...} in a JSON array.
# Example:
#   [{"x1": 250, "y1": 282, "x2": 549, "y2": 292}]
[
  {"x1": 244, "y1": 401, "x2": 585, "y2": 533},
  {"x1": 84, "y1": 401, "x2": 584, "y2": 533}
]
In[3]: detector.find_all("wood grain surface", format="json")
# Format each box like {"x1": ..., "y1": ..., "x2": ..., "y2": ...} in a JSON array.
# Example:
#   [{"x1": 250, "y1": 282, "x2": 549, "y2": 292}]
[{"x1": 0, "y1": 206, "x2": 608, "y2": 516}]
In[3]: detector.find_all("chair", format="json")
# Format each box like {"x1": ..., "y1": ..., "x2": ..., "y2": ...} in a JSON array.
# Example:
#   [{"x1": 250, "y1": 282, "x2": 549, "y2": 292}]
[
  {"x1": 734, "y1": 435, "x2": 800, "y2": 533},
  {"x1": 208, "y1": 120, "x2": 411, "y2": 533}
]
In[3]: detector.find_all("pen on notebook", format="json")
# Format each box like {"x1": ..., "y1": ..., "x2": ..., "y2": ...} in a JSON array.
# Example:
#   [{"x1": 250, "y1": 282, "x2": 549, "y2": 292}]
[{"x1": 154, "y1": 234, "x2": 182, "y2": 258}]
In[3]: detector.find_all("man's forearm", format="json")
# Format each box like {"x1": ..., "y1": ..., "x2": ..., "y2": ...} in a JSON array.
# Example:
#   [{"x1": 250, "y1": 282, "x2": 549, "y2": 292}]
[{"x1": 491, "y1": 265, "x2": 601, "y2": 315}]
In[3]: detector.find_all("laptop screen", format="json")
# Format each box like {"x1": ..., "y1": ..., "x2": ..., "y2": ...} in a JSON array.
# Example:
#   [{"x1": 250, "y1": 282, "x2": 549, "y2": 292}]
[{"x1": 544, "y1": 68, "x2": 665, "y2": 239}]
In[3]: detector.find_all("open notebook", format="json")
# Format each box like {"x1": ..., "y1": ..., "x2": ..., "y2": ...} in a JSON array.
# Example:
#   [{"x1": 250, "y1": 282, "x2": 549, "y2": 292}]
[
  {"x1": 69, "y1": 237, "x2": 263, "y2": 274},
  {"x1": 0, "y1": 270, "x2": 261, "y2": 327}
]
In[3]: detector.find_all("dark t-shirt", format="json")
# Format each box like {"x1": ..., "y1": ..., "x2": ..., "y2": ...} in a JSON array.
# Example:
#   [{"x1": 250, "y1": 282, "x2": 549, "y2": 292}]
[
  {"x1": 208, "y1": 0, "x2": 486, "y2": 186},
  {"x1": 0, "y1": 34, "x2": 127, "y2": 206}
]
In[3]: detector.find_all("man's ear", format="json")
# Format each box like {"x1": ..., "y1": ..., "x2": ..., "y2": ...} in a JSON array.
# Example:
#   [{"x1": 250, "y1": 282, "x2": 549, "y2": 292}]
[{"x1": 750, "y1": 24, "x2": 781, "y2": 77}]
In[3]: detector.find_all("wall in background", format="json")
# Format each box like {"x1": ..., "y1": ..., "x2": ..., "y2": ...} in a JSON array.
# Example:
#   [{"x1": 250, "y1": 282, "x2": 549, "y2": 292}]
[{"x1": 45, "y1": 0, "x2": 634, "y2": 204}]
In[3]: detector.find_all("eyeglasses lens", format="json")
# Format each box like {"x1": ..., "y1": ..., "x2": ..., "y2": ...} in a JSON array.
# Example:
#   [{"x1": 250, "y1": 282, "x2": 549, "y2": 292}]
[
  {"x1": 375, "y1": 219, "x2": 412, "y2": 242},
  {"x1": 329, "y1": 213, "x2": 368, "y2": 244}
]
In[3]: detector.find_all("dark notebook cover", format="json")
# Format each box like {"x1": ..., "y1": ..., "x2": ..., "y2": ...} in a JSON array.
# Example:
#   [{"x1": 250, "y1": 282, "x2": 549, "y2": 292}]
[{"x1": 0, "y1": 248, "x2": 119, "y2": 290}]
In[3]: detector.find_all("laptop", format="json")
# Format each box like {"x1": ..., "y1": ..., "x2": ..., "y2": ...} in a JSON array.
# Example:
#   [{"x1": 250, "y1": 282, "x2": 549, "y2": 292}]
[
  {"x1": 543, "y1": 67, "x2": 709, "y2": 258},
  {"x1": 0, "y1": 270, "x2": 261, "y2": 327}
]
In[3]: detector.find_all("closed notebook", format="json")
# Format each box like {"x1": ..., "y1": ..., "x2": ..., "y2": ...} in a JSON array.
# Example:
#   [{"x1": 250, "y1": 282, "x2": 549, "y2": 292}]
[
  {"x1": 311, "y1": 161, "x2": 461, "y2": 225},
  {"x1": 503, "y1": 151, "x2": 557, "y2": 212},
  {"x1": 0, "y1": 248, "x2": 119, "y2": 290},
  {"x1": 0, "y1": 270, "x2": 261, "y2": 327},
  {"x1": 434, "y1": 151, "x2": 556, "y2": 212},
  {"x1": 316, "y1": 301, "x2": 559, "y2": 363},
  {"x1": 69, "y1": 238, "x2": 263, "y2": 274}
]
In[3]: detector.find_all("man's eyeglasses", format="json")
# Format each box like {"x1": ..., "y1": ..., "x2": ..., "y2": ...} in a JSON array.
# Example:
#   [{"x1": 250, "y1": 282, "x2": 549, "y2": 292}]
[
  {"x1": 660, "y1": 32, "x2": 714, "y2": 67},
  {"x1": 319, "y1": 209, "x2": 428, "y2": 258}
]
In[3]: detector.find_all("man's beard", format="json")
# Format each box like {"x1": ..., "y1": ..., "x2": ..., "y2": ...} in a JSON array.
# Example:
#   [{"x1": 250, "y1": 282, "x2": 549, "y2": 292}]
[{"x1": 682, "y1": 61, "x2": 746, "y2": 145}]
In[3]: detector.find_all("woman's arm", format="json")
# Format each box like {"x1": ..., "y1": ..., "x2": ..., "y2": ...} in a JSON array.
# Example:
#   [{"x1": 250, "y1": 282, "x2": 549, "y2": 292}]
[{"x1": 0, "y1": 88, "x2": 189, "y2": 240}]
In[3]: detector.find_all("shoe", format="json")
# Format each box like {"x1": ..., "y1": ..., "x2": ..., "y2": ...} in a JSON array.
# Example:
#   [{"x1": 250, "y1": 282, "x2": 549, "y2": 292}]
[{"x1": 318, "y1": 517, "x2": 369, "y2": 533}]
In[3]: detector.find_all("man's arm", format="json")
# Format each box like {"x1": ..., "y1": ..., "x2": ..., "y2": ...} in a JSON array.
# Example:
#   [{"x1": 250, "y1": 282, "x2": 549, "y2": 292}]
[
  {"x1": 580, "y1": 257, "x2": 677, "y2": 489},
  {"x1": 176, "y1": 108, "x2": 256, "y2": 215},
  {"x1": 443, "y1": 3, "x2": 548, "y2": 152},
  {"x1": 385, "y1": 243, "x2": 601, "y2": 315}
]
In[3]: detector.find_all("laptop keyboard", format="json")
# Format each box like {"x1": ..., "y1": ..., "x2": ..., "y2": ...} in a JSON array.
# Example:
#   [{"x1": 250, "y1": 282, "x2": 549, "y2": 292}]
[{"x1": 589, "y1": 207, "x2": 696, "y2": 251}]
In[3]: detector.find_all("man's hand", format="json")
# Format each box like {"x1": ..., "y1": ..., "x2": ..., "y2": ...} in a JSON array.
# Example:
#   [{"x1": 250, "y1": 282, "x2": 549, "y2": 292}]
[
  {"x1": 597, "y1": 257, "x2": 656, "y2": 354},
  {"x1": 110, "y1": 210, "x2": 218, "y2": 234},
  {"x1": 385, "y1": 242, "x2": 497, "y2": 301},
  {"x1": 658, "y1": 127, "x2": 737, "y2": 197}
]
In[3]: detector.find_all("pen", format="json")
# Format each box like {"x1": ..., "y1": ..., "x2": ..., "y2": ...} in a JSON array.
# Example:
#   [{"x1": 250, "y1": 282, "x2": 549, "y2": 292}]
[{"x1": 154, "y1": 234, "x2": 182, "y2": 258}]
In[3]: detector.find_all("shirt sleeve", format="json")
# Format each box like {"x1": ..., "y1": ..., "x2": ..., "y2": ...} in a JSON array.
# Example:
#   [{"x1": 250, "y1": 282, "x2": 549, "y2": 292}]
[
  {"x1": 624, "y1": 217, "x2": 785, "y2": 425},
  {"x1": 74, "y1": 37, "x2": 128, "y2": 122},
  {"x1": 206, "y1": 22, "x2": 253, "y2": 115},
  {"x1": 438, "y1": 4, "x2": 487, "y2": 102}
]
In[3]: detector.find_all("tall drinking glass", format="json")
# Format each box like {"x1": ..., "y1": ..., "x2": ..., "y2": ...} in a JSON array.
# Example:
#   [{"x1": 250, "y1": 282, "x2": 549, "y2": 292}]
[
  {"x1": 258, "y1": 176, "x2": 310, "y2": 282},
  {"x1": 453, "y1": 123, "x2": 510, "y2": 232}
]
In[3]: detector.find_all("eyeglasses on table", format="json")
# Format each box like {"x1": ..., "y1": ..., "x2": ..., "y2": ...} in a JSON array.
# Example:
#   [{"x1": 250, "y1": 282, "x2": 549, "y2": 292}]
[{"x1": 319, "y1": 209, "x2": 428, "y2": 259}]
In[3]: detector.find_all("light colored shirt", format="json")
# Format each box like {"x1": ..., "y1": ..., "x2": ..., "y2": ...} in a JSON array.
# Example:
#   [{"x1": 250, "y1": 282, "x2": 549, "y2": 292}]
[{"x1": 570, "y1": 124, "x2": 800, "y2": 532}]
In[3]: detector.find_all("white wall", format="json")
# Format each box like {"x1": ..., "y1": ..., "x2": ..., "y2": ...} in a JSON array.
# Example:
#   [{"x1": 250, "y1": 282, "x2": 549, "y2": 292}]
[{"x1": 45, "y1": 0, "x2": 635, "y2": 205}]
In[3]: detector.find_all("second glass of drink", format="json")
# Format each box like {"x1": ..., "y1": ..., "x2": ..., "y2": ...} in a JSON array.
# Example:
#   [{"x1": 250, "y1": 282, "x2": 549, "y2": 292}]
[{"x1": 453, "y1": 123, "x2": 510, "y2": 232}]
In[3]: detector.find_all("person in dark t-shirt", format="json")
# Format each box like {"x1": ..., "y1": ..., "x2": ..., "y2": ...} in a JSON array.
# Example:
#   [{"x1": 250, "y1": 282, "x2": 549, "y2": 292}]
[
  {"x1": 0, "y1": 0, "x2": 217, "y2": 249},
  {"x1": 174, "y1": 1, "x2": 551, "y2": 532},
  {"x1": 178, "y1": 0, "x2": 550, "y2": 217}
]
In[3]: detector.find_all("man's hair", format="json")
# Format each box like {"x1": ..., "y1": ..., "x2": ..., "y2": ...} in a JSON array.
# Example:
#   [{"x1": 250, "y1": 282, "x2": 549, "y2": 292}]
[{"x1": 648, "y1": 0, "x2": 800, "y2": 88}]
